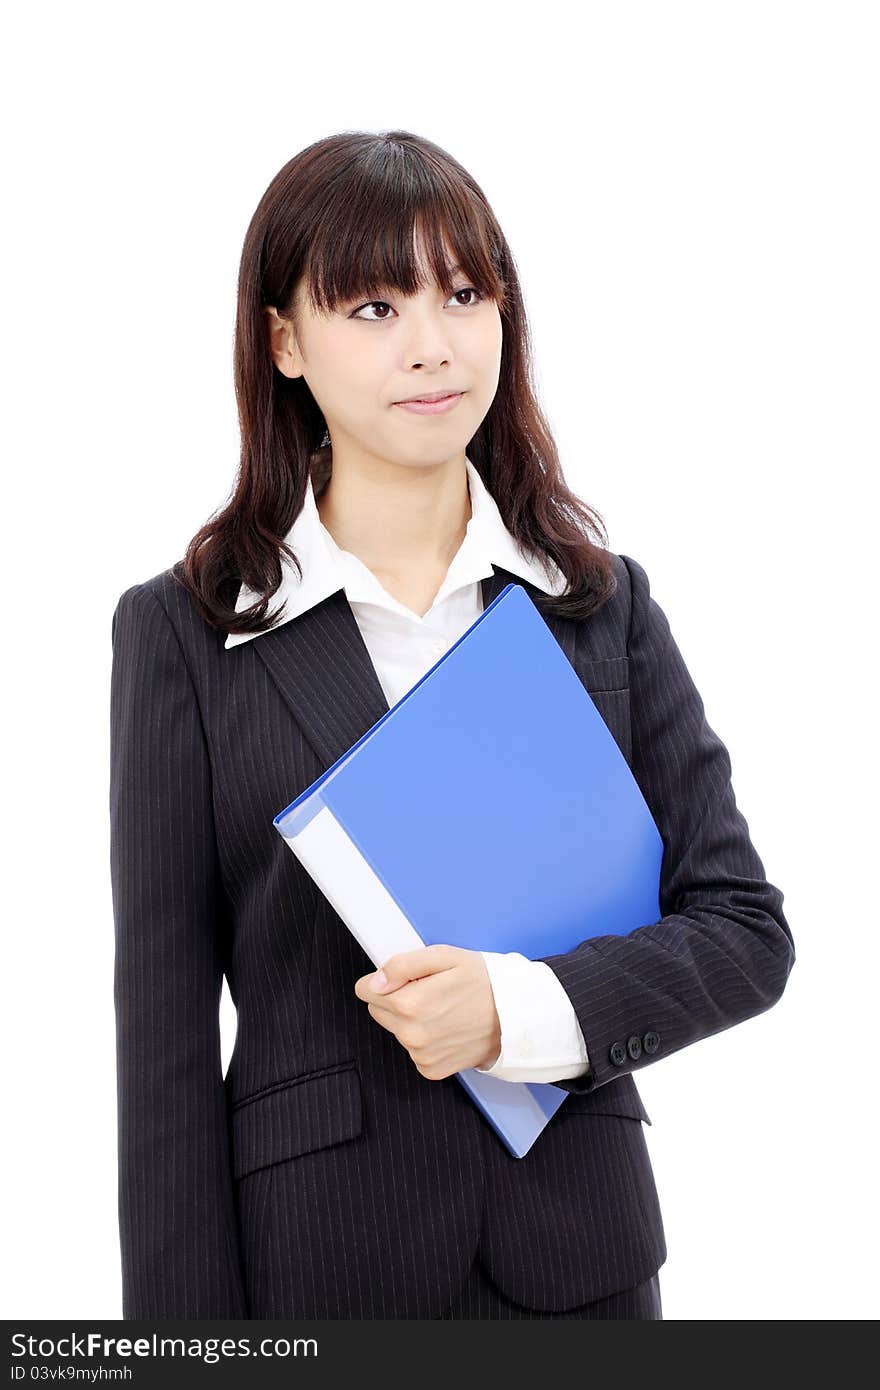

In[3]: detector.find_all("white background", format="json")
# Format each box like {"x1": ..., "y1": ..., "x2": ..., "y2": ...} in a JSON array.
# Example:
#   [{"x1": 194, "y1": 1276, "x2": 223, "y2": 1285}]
[{"x1": 3, "y1": 0, "x2": 877, "y2": 1321}]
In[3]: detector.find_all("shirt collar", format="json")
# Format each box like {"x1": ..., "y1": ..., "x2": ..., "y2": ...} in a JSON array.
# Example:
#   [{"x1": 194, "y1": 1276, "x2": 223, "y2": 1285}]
[{"x1": 224, "y1": 454, "x2": 566, "y2": 649}]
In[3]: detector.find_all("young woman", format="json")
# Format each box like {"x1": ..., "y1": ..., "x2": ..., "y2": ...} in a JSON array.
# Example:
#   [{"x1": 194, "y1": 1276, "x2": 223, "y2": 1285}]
[{"x1": 109, "y1": 129, "x2": 795, "y2": 1321}]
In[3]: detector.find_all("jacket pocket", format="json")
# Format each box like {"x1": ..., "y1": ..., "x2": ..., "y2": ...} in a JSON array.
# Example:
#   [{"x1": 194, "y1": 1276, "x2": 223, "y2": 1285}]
[
  {"x1": 231, "y1": 1061, "x2": 363, "y2": 1180},
  {"x1": 575, "y1": 655, "x2": 630, "y2": 692},
  {"x1": 574, "y1": 655, "x2": 632, "y2": 764},
  {"x1": 556, "y1": 1072, "x2": 651, "y2": 1125}
]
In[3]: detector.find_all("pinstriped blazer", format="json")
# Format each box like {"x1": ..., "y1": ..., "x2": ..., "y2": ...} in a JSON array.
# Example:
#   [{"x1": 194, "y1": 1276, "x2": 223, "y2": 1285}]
[{"x1": 109, "y1": 550, "x2": 795, "y2": 1319}]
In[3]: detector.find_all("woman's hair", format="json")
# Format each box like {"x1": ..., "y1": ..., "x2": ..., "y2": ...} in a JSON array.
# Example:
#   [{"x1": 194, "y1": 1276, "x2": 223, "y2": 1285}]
[{"x1": 172, "y1": 129, "x2": 618, "y2": 633}]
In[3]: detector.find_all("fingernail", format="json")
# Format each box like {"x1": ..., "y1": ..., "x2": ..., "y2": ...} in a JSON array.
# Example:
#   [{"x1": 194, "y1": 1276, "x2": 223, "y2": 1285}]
[{"x1": 372, "y1": 969, "x2": 388, "y2": 990}]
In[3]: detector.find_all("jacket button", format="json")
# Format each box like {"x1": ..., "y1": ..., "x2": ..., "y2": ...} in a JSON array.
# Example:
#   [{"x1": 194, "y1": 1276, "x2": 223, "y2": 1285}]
[
  {"x1": 627, "y1": 1034, "x2": 642, "y2": 1061},
  {"x1": 609, "y1": 1041, "x2": 627, "y2": 1066},
  {"x1": 643, "y1": 1030, "x2": 660, "y2": 1054}
]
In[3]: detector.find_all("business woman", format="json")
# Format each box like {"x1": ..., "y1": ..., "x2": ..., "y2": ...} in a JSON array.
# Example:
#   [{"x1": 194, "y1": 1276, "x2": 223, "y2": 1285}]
[{"x1": 109, "y1": 129, "x2": 795, "y2": 1321}]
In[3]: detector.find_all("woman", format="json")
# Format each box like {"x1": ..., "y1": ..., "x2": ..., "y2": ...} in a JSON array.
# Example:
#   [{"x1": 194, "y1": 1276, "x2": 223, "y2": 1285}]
[{"x1": 109, "y1": 129, "x2": 795, "y2": 1320}]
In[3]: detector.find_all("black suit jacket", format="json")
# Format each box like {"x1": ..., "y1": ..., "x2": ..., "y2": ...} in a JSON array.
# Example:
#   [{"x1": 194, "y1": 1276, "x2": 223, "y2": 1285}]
[{"x1": 109, "y1": 551, "x2": 795, "y2": 1318}]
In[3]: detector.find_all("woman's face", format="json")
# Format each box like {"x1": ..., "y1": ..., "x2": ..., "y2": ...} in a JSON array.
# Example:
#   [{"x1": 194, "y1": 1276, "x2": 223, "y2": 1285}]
[{"x1": 265, "y1": 241, "x2": 503, "y2": 471}]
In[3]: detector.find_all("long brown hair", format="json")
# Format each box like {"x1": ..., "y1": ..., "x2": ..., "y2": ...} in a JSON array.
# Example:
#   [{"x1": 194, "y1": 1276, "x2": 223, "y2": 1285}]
[{"x1": 173, "y1": 129, "x2": 617, "y2": 633}]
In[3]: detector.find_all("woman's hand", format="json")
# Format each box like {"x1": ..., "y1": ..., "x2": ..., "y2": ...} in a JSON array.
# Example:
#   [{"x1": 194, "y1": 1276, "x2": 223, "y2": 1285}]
[{"x1": 354, "y1": 945, "x2": 502, "y2": 1080}]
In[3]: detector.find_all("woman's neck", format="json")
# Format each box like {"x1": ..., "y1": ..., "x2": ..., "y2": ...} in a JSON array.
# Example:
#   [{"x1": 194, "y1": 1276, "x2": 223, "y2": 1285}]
[{"x1": 315, "y1": 453, "x2": 472, "y2": 594}]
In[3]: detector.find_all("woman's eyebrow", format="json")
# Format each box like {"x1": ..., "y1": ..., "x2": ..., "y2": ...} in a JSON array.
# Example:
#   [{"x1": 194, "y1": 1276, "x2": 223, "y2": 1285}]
[{"x1": 349, "y1": 267, "x2": 465, "y2": 301}]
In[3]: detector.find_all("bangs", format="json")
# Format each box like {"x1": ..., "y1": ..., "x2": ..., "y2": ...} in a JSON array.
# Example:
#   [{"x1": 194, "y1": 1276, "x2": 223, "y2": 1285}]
[{"x1": 294, "y1": 152, "x2": 508, "y2": 317}]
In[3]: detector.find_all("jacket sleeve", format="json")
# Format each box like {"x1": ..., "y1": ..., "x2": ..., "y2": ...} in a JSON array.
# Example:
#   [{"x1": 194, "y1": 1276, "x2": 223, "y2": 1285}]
[
  {"x1": 110, "y1": 581, "x2": 249, "y2": 1317},
  {"x1": 538, "y1": 553, "x2": 796, "y2": 1095}
]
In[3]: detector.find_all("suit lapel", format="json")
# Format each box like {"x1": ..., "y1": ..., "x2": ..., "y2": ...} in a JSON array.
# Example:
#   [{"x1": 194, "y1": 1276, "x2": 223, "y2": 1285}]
[{"x1": 251, "y1": 565, "x2": 576, "y2": 777}]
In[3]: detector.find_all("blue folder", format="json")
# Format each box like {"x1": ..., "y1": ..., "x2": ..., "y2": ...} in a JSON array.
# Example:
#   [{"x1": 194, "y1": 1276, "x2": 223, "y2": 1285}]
[{"x1": 273, "y1": 583, "x2": 662, "y2": 1158}]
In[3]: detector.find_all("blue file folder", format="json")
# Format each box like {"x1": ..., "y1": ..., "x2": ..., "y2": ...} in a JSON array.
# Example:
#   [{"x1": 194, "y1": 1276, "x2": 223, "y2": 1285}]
[{"x1": 273, "y1": 583, "x2": 663, "y2": 1158}]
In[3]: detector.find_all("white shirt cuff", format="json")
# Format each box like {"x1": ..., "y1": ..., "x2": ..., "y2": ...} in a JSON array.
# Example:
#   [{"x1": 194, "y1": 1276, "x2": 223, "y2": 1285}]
[{"x1": 475, "y1": 951, "x2": 592, "y2": 1083}]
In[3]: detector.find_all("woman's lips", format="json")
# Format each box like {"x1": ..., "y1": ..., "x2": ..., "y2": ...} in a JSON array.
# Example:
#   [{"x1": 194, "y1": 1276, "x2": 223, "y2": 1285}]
[{"x1": 393, "y1": 392, "x2": 464, "y2": 415}]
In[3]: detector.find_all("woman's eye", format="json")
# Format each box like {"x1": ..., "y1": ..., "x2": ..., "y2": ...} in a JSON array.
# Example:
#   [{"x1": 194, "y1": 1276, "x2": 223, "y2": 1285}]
[
  {"x1": 351, "y1": 301, "x2": 395, "y2": 321},
  {"x1": 450, "y1": 286, "x2": 484, "y2": 307},
  {"x1": 350, "y1": 287, "x2": 485, "y2": 320}
]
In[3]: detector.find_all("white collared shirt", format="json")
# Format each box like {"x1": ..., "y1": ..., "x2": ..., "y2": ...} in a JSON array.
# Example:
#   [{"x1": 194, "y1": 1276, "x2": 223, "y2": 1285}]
[{"x1": 226, "y1": 455, "x2": 591, "y2": 1084}]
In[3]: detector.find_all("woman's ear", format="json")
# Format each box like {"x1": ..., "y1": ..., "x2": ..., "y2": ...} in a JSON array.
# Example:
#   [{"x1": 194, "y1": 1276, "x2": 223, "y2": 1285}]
[{"x1": 264, "y1": 304, "x2": 302, "y2": 379}]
